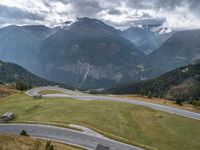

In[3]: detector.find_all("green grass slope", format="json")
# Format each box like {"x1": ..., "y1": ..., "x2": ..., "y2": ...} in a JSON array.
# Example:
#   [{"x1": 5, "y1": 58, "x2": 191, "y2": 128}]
[{"x1": 0, "y1": 94, "x2": 200, "y2": 150}]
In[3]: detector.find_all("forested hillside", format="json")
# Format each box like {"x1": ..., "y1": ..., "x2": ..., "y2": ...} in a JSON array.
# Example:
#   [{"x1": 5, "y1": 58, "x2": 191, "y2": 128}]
[
  {"x1": 0, "y1": 60, "x2": 73, "y2": 89},
  {"x1": 109, "y1": 60, "x2": 200, "y2": 103}
]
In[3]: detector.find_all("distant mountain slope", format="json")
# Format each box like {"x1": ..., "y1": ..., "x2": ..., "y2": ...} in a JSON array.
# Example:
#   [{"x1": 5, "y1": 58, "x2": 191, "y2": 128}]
[
  {"x1": 109, "y1": 60, "x2": 200, "y2": 102},
  {"x1": 0, "y1": 25, "x2": 52, "y2": 74},
  {"x1": 1, "y1": 18, "x2": 200, "y2": 90},
  {"x1": 0, "y1": 60, "x2": 72, "y2": 89},
  {"x1": 122, "y1": 26, "x2": 172, "y2": 54},
  {"x1": 143, "y1": 30, "x2": 200, "y2": 78},
  {"x1": 40, "y1": 17, "x2": 145, "y2": 89},
  {"x1": 0, "y1": 18, "x2": 145, "y2": 89}
]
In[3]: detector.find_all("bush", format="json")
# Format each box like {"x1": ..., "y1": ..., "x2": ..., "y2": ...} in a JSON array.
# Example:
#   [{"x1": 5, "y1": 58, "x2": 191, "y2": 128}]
[
  {"x1": 147, "y1": 91, "x2": 152, "y2": 98},
  {"x1": 33, "y1": 95, "x2": 42, "y2": 99},
  {"x1": 45, "y1": 141, "x2": 54, "y2": 150},
  {"x1": 20, "y1": 129, "x2": 29, "y2": 136},
  {"x1": 16, "y1": 80, "x2": 28, "y2": 91},
  {"x1": 176, "y1": 99, "x2": 182, "y2": 106},
  {"x1": 192, "y1": 100, "x2": 200, "y2": 106}
]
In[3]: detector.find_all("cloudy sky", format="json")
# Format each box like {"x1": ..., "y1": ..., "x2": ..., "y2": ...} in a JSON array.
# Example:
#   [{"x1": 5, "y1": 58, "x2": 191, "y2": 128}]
[{"x1": 0, "y1": 0, "x2": 200, "y2": 30}]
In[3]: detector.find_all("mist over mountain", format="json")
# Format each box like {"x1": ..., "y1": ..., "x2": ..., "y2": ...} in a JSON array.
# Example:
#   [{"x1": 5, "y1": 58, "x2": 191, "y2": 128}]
[
  {"x1": 122, "y1": 24, "x2": 173, "y2": 54},
  {"x1": 0, "y1": 25, "x2": 52, "y2": 74}
]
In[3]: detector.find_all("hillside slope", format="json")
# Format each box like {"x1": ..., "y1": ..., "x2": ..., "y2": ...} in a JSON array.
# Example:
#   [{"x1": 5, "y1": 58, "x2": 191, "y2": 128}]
[
  {"x1": 143, "y1": 30, "x2": 200, "y2": 78},
  {"x1": 0, "y1": 60, "x2": 72, "y2": 89},
  {"x1": 109, "y1": 60, "x2": 200, "y2": 102}
]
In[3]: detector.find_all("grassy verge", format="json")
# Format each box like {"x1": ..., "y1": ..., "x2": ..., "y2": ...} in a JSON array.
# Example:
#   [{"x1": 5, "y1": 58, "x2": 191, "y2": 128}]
[
  {"x1": 0, "y1": 134, "x2": 83, "y2": 150},
  {"x1": 0, "y1": 93, "x2": 200, "y2": 150},
  {"x1": 4, "y1": 121, "x2": 83, "y2": 131},
  {"x1": 38, "y1": 90, "x2": 64, "y2": 95},
  {"x1": 111, "y1": 94, "x2": 200, "y2": 113}
]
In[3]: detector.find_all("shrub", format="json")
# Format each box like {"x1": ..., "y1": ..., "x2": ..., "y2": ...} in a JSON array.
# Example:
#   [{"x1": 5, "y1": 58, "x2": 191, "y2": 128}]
[
  {"x1": 176, "y1": 99, "x2": 182, "y2": 106},
  {"x1": 16, "y1": 80, "x2": 28, "y2": 91},
  {"x1": 20, "y1": 130, "x2": 29, "y2": 136},
  {"x1": 147, "y1": 91, "x2": 152, "y2": 98},
  {"x1": 45, "y1": 141, "x2": 54, "y2": 150},
  {"x1": 192, "y1": 100, "x2": 200, "y2": 106},
  {"x1": 33, "y1": 95, "x2": 42, "y2": 99}
]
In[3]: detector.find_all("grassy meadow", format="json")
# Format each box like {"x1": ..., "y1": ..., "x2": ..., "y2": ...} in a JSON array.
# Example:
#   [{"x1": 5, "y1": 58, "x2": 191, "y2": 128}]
[{"x1": 0, "y1": 93, "x2": 200, "y2": 150}]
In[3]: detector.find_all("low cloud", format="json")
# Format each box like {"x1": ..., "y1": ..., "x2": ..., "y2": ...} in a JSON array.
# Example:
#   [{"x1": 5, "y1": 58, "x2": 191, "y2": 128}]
[{"x1": 0, "y1": 0, "x2": 200, "y2": 30}]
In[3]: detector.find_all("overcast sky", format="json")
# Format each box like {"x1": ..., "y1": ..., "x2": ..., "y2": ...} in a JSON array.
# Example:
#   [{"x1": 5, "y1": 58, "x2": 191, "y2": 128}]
[{"x1": 0, "y1": 0, "x2": 200, "y2": 30}]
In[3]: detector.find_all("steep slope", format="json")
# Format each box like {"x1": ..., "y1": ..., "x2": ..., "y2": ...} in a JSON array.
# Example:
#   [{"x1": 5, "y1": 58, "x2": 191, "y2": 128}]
[
  {"x1": 143, "y1": 30, "x2": 200, "y2": 78},
  {"x1": 122, "y1": 26, "x2": 172, "y2": 54},
  {"x1": 0, "y1": 25, "x2": 52, "y2": 74},
  {"x1": 109, "y1": 60, "x2": 200, "y2": 102},
  {"x1": 0, "y1": 60, "x2": 70, "y2": 88},
  {"x1": 40, "y1": 17, "x2": 145, "y2": 89}
]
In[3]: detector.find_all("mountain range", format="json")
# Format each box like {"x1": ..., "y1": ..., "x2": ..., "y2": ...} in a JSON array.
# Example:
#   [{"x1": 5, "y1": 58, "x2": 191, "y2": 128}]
[
  {"x1": 40, "y1": 18, "x2": 144, "y2": 89},
  {"x1": 0, "y1": 17, "x2": 200, "y2": 89}
]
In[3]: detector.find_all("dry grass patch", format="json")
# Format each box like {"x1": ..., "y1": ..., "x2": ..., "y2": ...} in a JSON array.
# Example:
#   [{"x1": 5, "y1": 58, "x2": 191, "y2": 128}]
[
  {"x1": 0, "y1": 85, "x2": 19, "y2": 98},
  {"x1": 0, "y1": 134, "x2": 82, "y2": 150}
]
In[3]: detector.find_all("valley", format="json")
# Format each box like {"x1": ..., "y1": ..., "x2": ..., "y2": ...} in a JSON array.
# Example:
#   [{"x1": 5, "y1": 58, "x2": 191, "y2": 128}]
[{"x1": 0, "y1": 1, "x2": 200, "y2": 149}]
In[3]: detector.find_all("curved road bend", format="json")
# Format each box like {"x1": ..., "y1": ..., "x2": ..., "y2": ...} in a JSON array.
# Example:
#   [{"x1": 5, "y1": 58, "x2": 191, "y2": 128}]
[
  {"x1": 0, "y1": 123, "x2": 142, "y2": 150},
  {"x1": 26, "y1": 87, "x2": 200, "y2": 120}
]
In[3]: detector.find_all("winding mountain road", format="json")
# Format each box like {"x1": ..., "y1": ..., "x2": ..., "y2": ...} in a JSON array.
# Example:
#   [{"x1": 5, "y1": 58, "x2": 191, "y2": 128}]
[
  {"x1": 26, "y1": 86, "x2": 200, "y2": 120},
  {"x1": 0, "y1": 123, "x2": 142, "y2": 150}
]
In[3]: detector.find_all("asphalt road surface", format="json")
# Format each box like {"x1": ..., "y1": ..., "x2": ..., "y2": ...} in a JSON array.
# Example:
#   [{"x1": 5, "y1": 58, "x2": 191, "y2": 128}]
[
  {"x1": 0, "y1": 123, "x2": 142, "y2": 150},
  {"x1": 26, "y1": 86, "x2": 200, "y2": 120}
]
